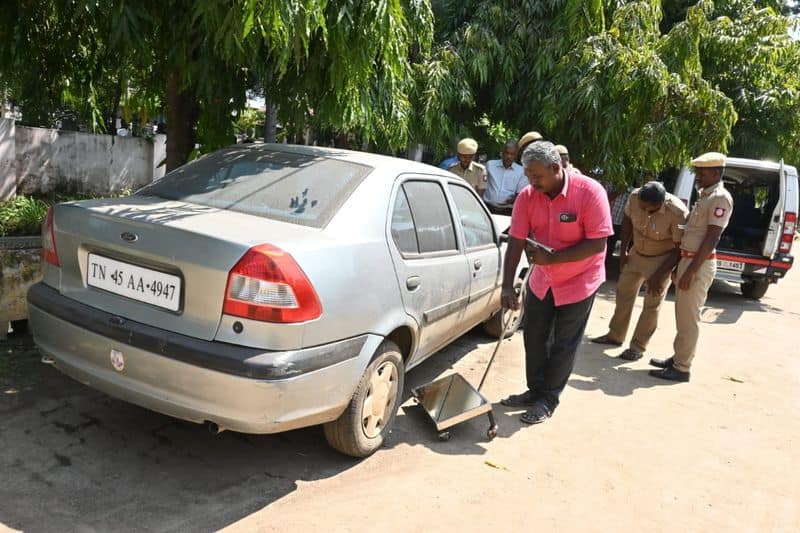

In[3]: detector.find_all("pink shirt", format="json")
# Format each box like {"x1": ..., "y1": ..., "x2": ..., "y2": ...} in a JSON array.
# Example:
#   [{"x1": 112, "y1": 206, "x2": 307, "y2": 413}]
[{"x1": 510, "y1": 170, "x2": 613, "y2": 305}]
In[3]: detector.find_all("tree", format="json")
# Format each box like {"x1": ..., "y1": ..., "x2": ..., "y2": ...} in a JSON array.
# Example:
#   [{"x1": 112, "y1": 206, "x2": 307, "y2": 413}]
[
  {"x1": 419, "y1": 0, "x2": 799, "y2": 184},
  {"x1": 701, "y1": 0, "x2": 800, "y2": 162},
  {"x1": 0, "y1": 1, "x2": 433, "y2": 170}
]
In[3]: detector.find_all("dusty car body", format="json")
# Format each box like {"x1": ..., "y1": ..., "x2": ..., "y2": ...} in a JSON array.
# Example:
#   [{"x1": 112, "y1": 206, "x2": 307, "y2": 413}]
[{"x1": 27, "y1": 144, "x2": 520, "y2": 457}]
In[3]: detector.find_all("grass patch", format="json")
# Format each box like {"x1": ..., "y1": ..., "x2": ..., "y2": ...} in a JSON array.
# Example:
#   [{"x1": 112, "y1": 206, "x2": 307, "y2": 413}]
[
  {"x1": 0, "y1": 190, "x2": 132, "y2": 237},
  {"x1": 0, "y1": 196, "x2": 49, "y2": 237}
]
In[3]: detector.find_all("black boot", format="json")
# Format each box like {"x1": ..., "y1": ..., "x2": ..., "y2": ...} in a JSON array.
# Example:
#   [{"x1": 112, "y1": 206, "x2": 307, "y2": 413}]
[
  {"x1": 649, "y1": 356, "x2": 674, "y2": 369},
  {"x1": 649, "y1": 366, "x2": 690, "y2": 382}
]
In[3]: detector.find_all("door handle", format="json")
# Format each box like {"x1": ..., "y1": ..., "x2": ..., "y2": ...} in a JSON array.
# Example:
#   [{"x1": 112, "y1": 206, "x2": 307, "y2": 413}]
[
  {"x1": 473, "y1": 259, "x2": 482, "y2": 271},
  {"x1": 406, "y1": 276, "x2": 421, "y2": 291}
]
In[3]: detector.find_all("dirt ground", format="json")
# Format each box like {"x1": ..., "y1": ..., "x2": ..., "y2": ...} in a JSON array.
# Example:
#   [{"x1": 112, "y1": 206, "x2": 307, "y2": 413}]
[{"x1": 1, "y1": 264, "x2": 799, "y2": 533}]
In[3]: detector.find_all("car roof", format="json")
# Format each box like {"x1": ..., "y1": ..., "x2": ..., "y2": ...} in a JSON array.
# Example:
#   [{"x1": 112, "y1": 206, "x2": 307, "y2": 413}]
[
  {"x1": 242, "y1": 142, "x2": 455, "y2": 178},
  {"x1": 725, "y1": 157, "x2": 798, "y2": 173}
]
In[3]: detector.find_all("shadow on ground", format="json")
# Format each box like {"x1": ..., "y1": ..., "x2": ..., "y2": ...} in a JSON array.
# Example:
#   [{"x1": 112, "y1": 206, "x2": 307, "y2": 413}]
[
  {"x1": 568, "y1": 341, "x2": 684, "y2": 398},
  {"x1": 0, "y1": 326, "x2": 511, "y2": 532},
  {"x1": 1, "y1": 331, "x2": 352, "y2": 532},
  {"x1": 389, "y1": 328, "x2": 532, "y2": 455},
  {"x1": 0, "y1": 265, "x2": 787, "y2": 531}
]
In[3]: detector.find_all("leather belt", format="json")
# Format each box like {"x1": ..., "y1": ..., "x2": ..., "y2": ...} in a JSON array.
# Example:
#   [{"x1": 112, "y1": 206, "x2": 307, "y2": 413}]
[
  {"x1": 634, "y1": 250, "x2": 672, "y2": 258},
  {"x1": 680, "y1": 250, "x2": 716, "y2": 260}
]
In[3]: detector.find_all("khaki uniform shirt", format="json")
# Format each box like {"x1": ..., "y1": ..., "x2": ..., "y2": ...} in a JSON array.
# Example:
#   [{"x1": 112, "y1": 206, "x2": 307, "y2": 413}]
[
  {"x1": 448, "y1": 161, "x2": 487, "y2": 193},
  {"x1": 625, "y1": 190, "x2": 689, "y2": 256},
  {"x1": 680, "y1": 181, "x2": 733, "y2": 253}
]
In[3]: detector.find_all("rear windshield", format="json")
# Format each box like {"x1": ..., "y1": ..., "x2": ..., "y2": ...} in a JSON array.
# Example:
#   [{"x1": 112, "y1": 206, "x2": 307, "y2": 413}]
[{"x1": 136, "y1": 147, "x2": 373, "y2": 228}]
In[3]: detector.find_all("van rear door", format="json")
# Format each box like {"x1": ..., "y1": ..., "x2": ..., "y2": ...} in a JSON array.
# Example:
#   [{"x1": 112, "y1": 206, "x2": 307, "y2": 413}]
[
  {"x1": 761, "y1": 159, "x2": 787, "y2": 258},
  {"x1": 674, "y1": 167, "x2": 695, "y2": 206}
]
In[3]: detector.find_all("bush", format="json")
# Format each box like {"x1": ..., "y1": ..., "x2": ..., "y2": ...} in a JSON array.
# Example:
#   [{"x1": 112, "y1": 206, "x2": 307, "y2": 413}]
[
  {"x1": 0, "y1": 196, "x2": 50, "y2": 237},
  {"x1": 0, "y1": 190, "x2": 133, "y2": 237}
]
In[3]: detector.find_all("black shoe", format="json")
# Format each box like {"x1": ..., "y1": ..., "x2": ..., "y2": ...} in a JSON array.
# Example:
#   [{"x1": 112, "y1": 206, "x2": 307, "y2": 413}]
[
  {"x1": 591, "y1": 334, "x2": 623, "y2": 347},
  {"x1": 500, "y1": 390, "x2": 538, "y2": 407},
  {"x1": 619, "y1": 348, "x2": 643, "y2": 361},
  {"x1": 649, "y1": 356, "x2": 674, "y2": 369},
  {"x1": 649, "y1": 366, "x2": 690, "y2": 382}
]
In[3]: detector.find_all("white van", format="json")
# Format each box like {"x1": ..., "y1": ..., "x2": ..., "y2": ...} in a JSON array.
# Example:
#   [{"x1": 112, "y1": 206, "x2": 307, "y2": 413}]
[{"x1": 669, "y1": 158, "x2": 798, "y2": 299}]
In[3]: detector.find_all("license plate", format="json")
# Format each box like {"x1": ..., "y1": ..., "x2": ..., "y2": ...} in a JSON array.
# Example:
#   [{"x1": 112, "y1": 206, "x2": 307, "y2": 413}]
[
  {"x1": 87, "y1": 254, "x2": 181, "y2": 311},
  {"x1": 717, "y1": 259, "x2": 744, "y2": 272}
]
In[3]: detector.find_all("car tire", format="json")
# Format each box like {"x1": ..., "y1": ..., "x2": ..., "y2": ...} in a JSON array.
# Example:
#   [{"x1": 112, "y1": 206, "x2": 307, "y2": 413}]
[
  {"x1": 740, "y1": 279, "x2": 769, "y2": 300},
  {"x1": 323, "y1": 341, "x2": 405, "y2": 458},
  {"x1": 10, "y1": 319, "x2": 28, "y2": 335},
  {"x1": 483, "y1": 281, "x2": 526, "y2": 338}
]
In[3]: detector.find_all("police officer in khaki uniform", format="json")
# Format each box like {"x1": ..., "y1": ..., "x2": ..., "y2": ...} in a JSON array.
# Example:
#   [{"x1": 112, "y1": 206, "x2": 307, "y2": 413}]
[
  {"x1": 554, "y1": 144, "x2": 573, "y2": 171},
  {"x1": 648, "y1": 152, "x2": 733, "y2": 381},
  {"x1": 517, "y1": 131, "x2": 544, "y2": 163},
  {"x1": 448, "y1": 138, "x2": 487, "y2": 196},
  {"x1": 591, "y1": 181, "x2": 688, "y2": 360}
]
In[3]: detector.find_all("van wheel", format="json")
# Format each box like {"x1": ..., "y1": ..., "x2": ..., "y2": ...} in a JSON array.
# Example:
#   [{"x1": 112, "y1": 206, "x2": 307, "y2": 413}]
[
  {"x1": 740, "y1": 279, "x2": 769, "y2": 299},
  {"x1": 323, "y1": 342, "x2": 404, "y2": 458},
  {"x1": 483, "y1": 281, "x2": 526, "y2": 338}
]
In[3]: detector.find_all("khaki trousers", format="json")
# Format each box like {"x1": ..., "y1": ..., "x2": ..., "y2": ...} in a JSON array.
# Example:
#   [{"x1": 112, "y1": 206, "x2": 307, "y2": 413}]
[
  {"x1": 672, "y1": 257, "x2": 716, "y2": 372},
  {"x1": 608, "y1": 250, "x2": 671, "y2": 352}
]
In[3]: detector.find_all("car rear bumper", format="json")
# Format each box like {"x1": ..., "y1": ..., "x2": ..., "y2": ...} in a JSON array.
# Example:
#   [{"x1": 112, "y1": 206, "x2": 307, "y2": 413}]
[
  {"x1": 714, "y1": 251, "x2": 793, "y2": 284},
  {"x1": 26, "y1": 283, "x2": 382, "y2": 434}
]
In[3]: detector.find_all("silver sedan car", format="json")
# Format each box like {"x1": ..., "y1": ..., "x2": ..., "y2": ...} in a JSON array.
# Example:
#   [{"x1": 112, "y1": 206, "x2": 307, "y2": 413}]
[{"x1": 27, "y1": 144, "x2": 523, "y2": 457}]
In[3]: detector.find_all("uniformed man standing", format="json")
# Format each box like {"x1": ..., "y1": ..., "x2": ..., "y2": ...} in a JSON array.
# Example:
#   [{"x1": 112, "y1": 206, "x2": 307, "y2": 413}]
[
  {"x1": 591, "y1": 181, "x2": 688, "y2": 360},
  {"x1": 517, "y1": 131, "x2": 544, "y2": 162},
  {"x1": 648, "y1": 152, "x2": 733, "y2": 382},
  {"x1": 448, "y1": 138, "x2": 487, "y2": 196},
  {"x1": 554, "y1": 144, "x2": 573, "y2": 171}
]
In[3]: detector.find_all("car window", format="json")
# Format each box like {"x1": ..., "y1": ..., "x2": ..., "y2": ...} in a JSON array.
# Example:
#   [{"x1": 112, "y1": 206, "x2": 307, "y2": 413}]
[
  {"x1": 448, "y1": 184, "x2": 495, "y2": 248},
  {"x1": 402, "y1": 181, "x2": 458, "y2": 254},
  {"x1": 391, "y1": 188, "x2": 419, "y2": 254},
  {"x1": 136, "y1": 147, "x2": 372, "y2": 229}
]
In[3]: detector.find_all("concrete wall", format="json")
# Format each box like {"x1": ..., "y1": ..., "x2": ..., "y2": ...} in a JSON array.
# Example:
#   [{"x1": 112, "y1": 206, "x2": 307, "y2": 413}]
[
  {"x1": 0, "y1": 119, "x2": 15, "y2": 201},
  {"x1": 0, "y1": 238, "x2": 42, "y2": 340},
  {"x1": 0, "y1": 118, "x2": 166, "y2": 197}
]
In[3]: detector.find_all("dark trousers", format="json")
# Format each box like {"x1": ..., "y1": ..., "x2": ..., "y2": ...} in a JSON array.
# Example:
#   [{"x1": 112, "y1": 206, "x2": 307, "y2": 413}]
[{"x1": 523, "y1": 288, "x2": 596, "y2": 411}]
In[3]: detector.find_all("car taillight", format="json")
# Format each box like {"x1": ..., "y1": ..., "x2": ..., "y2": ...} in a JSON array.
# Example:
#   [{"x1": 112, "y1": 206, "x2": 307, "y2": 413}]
[
  {"x1": 780, "y1": 212, "x2": 796, "y2": 253},
  {"x1": 223, "y1": 243, "x2": 322, "y2": 323},
  {"x1": 42, "y1": 206, "x2": 60, "y2": 266}
]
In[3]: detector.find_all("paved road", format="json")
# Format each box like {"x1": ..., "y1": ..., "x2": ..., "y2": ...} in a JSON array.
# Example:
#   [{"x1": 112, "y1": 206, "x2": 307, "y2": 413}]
[{"x1": 1, "y1": 266, "x2": 798, "y2": 532}]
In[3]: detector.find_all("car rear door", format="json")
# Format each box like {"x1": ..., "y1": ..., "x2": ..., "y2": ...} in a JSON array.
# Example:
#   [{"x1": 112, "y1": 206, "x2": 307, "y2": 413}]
[
  {"x1": 446, "y1": 182, "x2": 502, "y2": 325},
  {"x1": 387, "y1": 177, "x2": 471, "y2": 364},
  {"x1": 762, "y1": 159, "x2": 788, "y2": 258}
]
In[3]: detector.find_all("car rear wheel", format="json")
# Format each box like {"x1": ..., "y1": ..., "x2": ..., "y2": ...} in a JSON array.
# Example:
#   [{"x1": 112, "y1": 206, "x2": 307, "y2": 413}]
[
  {"x1": 323, "y1": 341, "x2": 404, "y2": 458},
  {"x1": 740, "y1": 279, "x2": 769, "y2": 300}
]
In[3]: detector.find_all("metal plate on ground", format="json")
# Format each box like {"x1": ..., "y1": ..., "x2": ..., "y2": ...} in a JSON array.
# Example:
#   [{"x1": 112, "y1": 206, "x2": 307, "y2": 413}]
[{"x1": 412, "y1": 373, "x2": 492, "y2": 431}]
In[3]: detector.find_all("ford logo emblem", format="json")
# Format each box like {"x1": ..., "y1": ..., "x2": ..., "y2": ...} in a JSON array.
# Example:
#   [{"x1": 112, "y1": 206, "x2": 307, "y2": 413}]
[{"x1": 121, "y1": 232, "x2": 138, "y2": 243}]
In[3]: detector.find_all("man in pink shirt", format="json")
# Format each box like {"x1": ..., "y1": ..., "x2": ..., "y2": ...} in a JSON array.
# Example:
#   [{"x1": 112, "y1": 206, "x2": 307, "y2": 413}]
[{"x1": 500, "y1": 141, "x2": 613, "y2": 424}]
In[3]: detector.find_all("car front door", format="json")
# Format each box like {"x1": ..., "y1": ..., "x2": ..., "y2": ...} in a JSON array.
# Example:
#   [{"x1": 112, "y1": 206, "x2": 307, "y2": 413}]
[
  {"x1": 446, "y1": 182, "x2": 502, "y2": 325},
  {"x1": 387, "y1": 177, "x2": 471, "y2": 366}
]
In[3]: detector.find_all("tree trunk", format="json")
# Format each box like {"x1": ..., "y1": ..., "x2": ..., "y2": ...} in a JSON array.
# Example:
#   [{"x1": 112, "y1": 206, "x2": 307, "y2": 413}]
[
  {"x1": 264, "y1": 100, "x2": 278, "y2": 143},
  {"x1": 165, "y1": 70, "x2": 198, "y2": 171},
  {"x1": 334, "y1": 132, "x2": 350, "y2": 149}
]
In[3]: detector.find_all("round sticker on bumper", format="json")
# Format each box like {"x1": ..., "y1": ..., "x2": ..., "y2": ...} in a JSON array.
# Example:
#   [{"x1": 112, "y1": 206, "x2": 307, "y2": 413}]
[{"x1": 110, "y1": 349, "x2": 125, "y2": 372}]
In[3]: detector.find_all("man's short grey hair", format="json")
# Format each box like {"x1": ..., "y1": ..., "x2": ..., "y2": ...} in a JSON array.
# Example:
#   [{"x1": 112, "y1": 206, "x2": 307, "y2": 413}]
[
  {"x1": 521, "y1": 141, "x2": 561, "y2": 168},
  {"x1": 639, "y1": 181, "x2": 666, "y2": 204}
]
